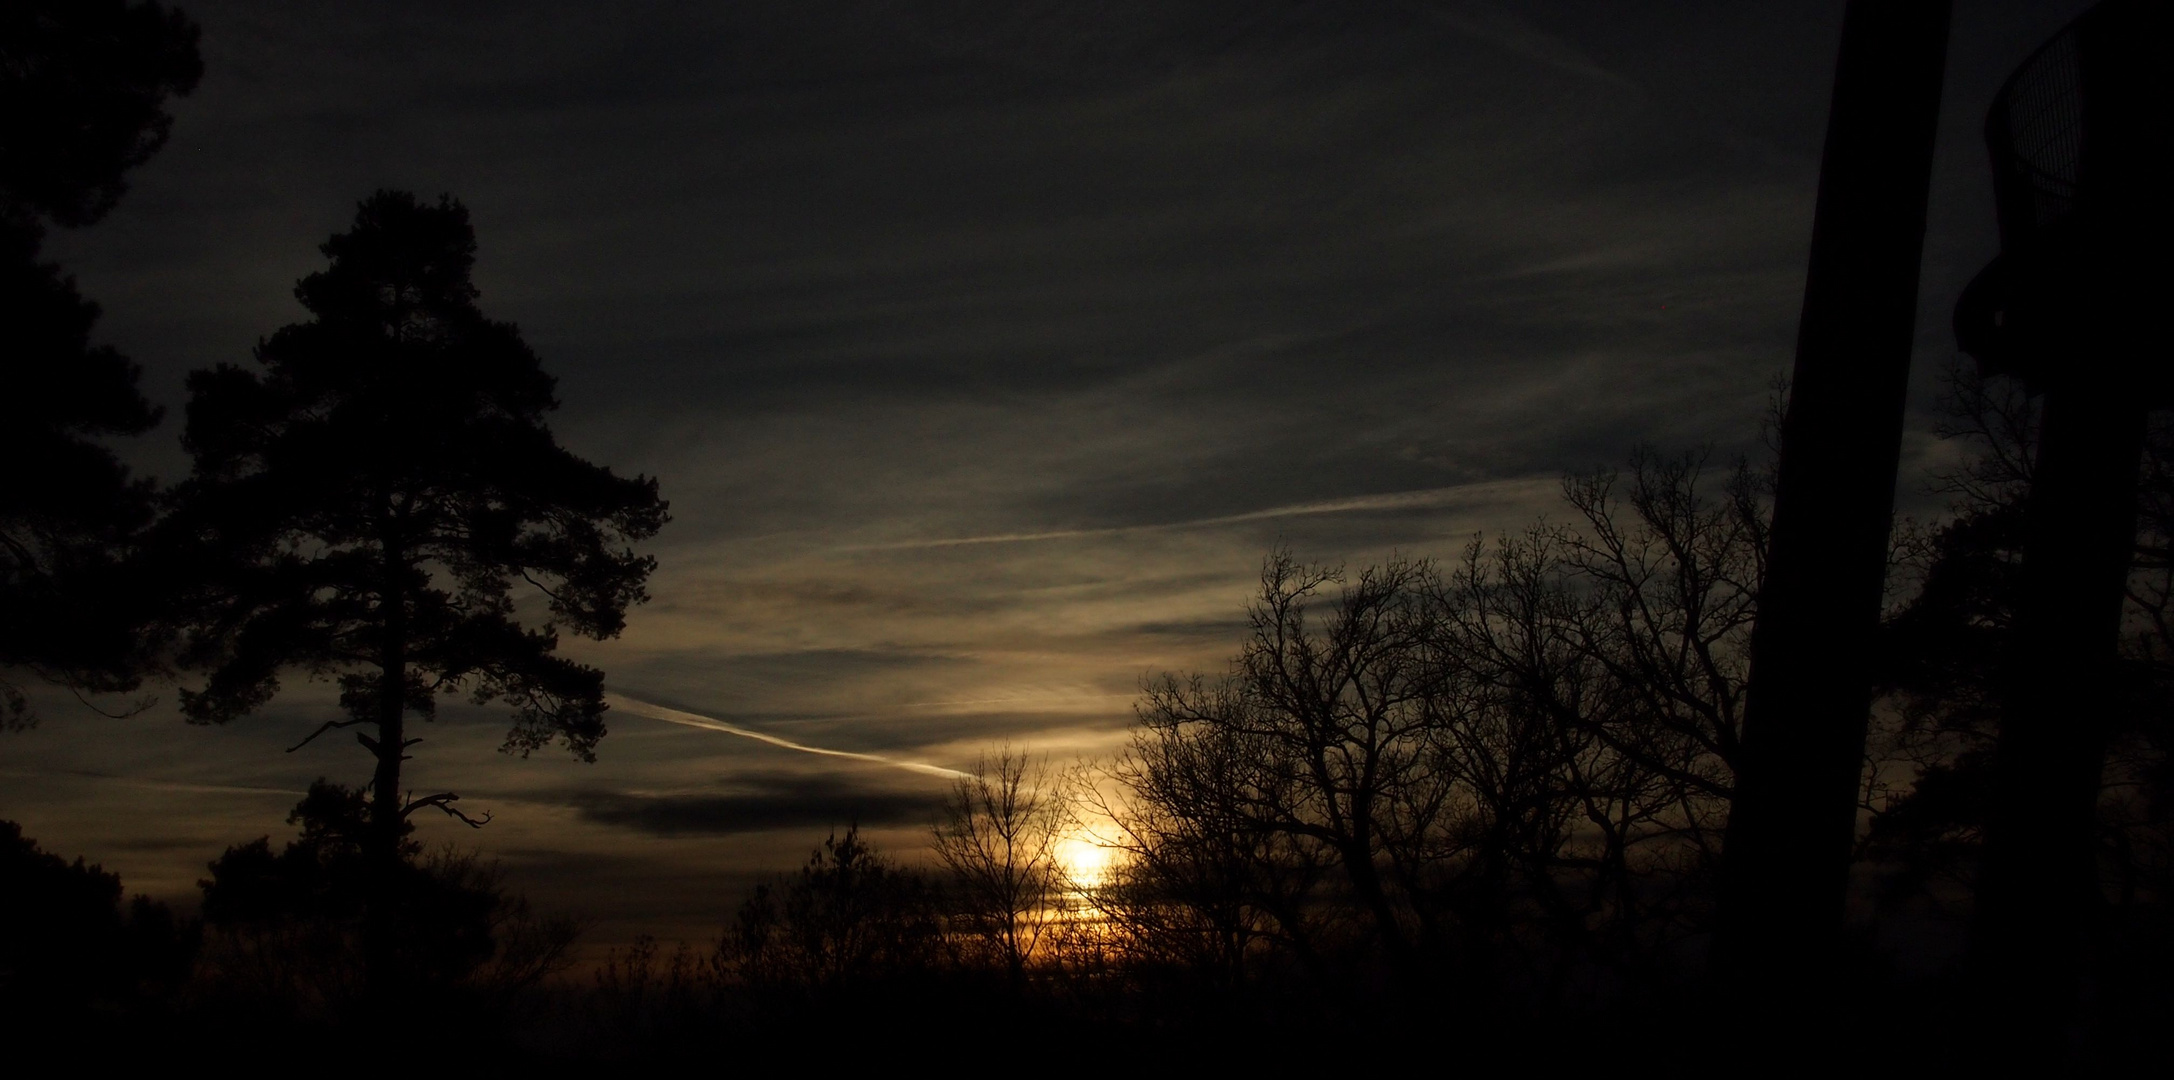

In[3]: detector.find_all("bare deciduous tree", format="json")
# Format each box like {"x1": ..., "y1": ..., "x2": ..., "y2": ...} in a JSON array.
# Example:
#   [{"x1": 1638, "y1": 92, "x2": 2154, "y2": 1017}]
[
  {"x1": 1095, "y1": 680, "x2": 1336, "y2": 992},
  {"x1": 1105, "y1": 452, "x2": 1772, "y2": 1002},
  {"x1": 1122, "y1": 556, "x2": 1461, "y2": 997},
  {"x1": 934, "y1": 748, "x2": 1069, "y2": 989}
]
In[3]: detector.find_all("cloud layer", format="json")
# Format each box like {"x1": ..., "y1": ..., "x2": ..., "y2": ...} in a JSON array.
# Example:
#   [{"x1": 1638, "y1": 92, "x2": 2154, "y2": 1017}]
[{"x1": 10, "y1": 0, "x2": 2097, "y2": 950}]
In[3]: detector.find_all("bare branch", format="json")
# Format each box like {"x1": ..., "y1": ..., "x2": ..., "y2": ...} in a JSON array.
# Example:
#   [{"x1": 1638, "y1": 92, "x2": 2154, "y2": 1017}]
[
  {"x1": 286, "y1": 716, "x2": 371, "y2": 752},
  {"x1": 403, "y1": 791, "x2": 492, "y2": 828},
  {"x1": 67, "y1": 684, "x2": 159, "y2": 720}
]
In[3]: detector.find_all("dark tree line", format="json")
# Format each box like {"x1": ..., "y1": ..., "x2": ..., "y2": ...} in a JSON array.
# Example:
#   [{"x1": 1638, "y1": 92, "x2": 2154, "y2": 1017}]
[{"x1": 0, "y1": 789, "x2": 578, "y2": 1058}]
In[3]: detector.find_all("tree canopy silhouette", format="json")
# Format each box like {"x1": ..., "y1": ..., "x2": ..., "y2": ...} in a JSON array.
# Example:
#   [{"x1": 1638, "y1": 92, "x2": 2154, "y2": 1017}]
[
  {"x1": 1, "y1": 1, "x2": 204, "y2": 228},
  {"x1": 195, "y1": 779, "x2": 579, "y2": 1029},
  {"x1": 168, "y1": 190, "x2": 667, "y2": 984},
  {"x1": 0, "y1": 819, "x2": 197, "y2": 1026},
  {"x1": 722, "y1": 824, "x2": 945, "y2": 1002},
  {"x1": 0, "y1": 1, "x2": 201, "y2": 725}
]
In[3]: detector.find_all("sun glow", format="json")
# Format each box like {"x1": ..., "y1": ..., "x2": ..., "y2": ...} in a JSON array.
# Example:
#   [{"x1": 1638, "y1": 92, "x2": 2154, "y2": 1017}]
[{"x1": 1054, "y1": 828, "x2": 1117, "y2": 890}]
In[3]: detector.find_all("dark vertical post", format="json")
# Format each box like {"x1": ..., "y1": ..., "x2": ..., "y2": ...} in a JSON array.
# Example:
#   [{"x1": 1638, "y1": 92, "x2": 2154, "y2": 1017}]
[
  {"x1": 1714, "y1": 0, "x2": 1951, "y2": 1009},
  {"x1": 1972, "y1": 378, "x2": 2144, "y2": 1065},
  {"x1": 1969, "y1": 6, "x2": 2168, "y2": 1061}
]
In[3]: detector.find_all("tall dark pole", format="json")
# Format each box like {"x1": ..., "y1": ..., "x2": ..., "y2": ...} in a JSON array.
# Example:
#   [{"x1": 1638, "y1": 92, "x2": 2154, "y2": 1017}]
[
  {"x1": 1961, "y1": 3, "x2": 2171, "y2": 1063},
  {"x1": 1971, "y1": 377, "x2": 2144, "y2": 1066},
  {"x1": 1714, "y1": 0, "x2": 1951, "y2": 1012}
]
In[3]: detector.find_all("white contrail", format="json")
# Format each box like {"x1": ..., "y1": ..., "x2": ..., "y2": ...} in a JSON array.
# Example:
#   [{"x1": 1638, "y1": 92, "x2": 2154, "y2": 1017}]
[
  {"x1": 606, "y1": 693, "x2": 969, "y2": 780},
  {"x1": 839, "y1": 477, "x2": 1552, "y2": 552}
]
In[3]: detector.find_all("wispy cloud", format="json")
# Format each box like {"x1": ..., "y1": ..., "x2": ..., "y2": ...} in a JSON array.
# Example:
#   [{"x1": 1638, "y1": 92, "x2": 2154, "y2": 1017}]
[
  {"x1": 607, "y1": 694, "x2": 970, "y2": 779},
  {"x1": 1398, "y1": 1, "x2": 1638, "y2": 92},
  {"x1": 840, "y1": 478, "x2": 1551, "y2": 552},
  {"x1": 0, "y1": 767, "x2": 305, "y2": 800}
]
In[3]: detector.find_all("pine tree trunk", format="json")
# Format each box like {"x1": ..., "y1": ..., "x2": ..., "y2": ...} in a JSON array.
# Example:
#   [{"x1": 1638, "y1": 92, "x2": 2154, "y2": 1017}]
[{"x1": 366, "y1": 524, "x2": 408, "y2": 1008}]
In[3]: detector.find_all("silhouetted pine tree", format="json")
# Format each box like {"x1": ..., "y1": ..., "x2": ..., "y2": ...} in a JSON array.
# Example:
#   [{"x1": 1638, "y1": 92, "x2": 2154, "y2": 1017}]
[
  {"x1": 167, "y1": 189, "x2": 666, "y2": 1000},
  {"x1": 0, "y1": 1, "x2": 201, "y2": 724}
]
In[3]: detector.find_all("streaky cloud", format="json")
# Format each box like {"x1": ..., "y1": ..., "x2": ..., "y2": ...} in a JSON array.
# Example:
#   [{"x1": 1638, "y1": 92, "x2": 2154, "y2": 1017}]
[
  {"x1": 0, "y1": 767, "x2": 306, "y2": 799},
  {"x1": 607, "y1": 693, "x2": 970, "y2": 779},
  {"x1": 841, "y1": 477, "x2": 1554, "y2": 552},
  {"x1": 1397, "y1": 0, "x2": 1639, "y2": 91}
]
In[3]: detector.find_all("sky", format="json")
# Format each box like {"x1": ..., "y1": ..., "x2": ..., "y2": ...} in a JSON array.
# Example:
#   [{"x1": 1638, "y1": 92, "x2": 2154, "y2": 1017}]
[{"x1": 6, "y1": 0, "x2": 2095, "y2": 950}]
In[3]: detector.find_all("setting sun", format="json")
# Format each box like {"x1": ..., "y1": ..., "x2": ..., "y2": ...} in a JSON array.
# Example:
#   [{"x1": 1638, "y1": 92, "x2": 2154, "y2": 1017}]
[{"x1": 1053, "y1": 829, "x2": 1117, "y2": 891}]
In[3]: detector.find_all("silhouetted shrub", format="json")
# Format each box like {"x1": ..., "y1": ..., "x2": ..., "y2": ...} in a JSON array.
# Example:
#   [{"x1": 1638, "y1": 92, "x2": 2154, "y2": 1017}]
[
  {"x1": 192, "y1": 781, "x2": 577, "y2": 1034},
  {"x1": 0, "y1": 820, "x2": 197, "y2": 1026}
]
